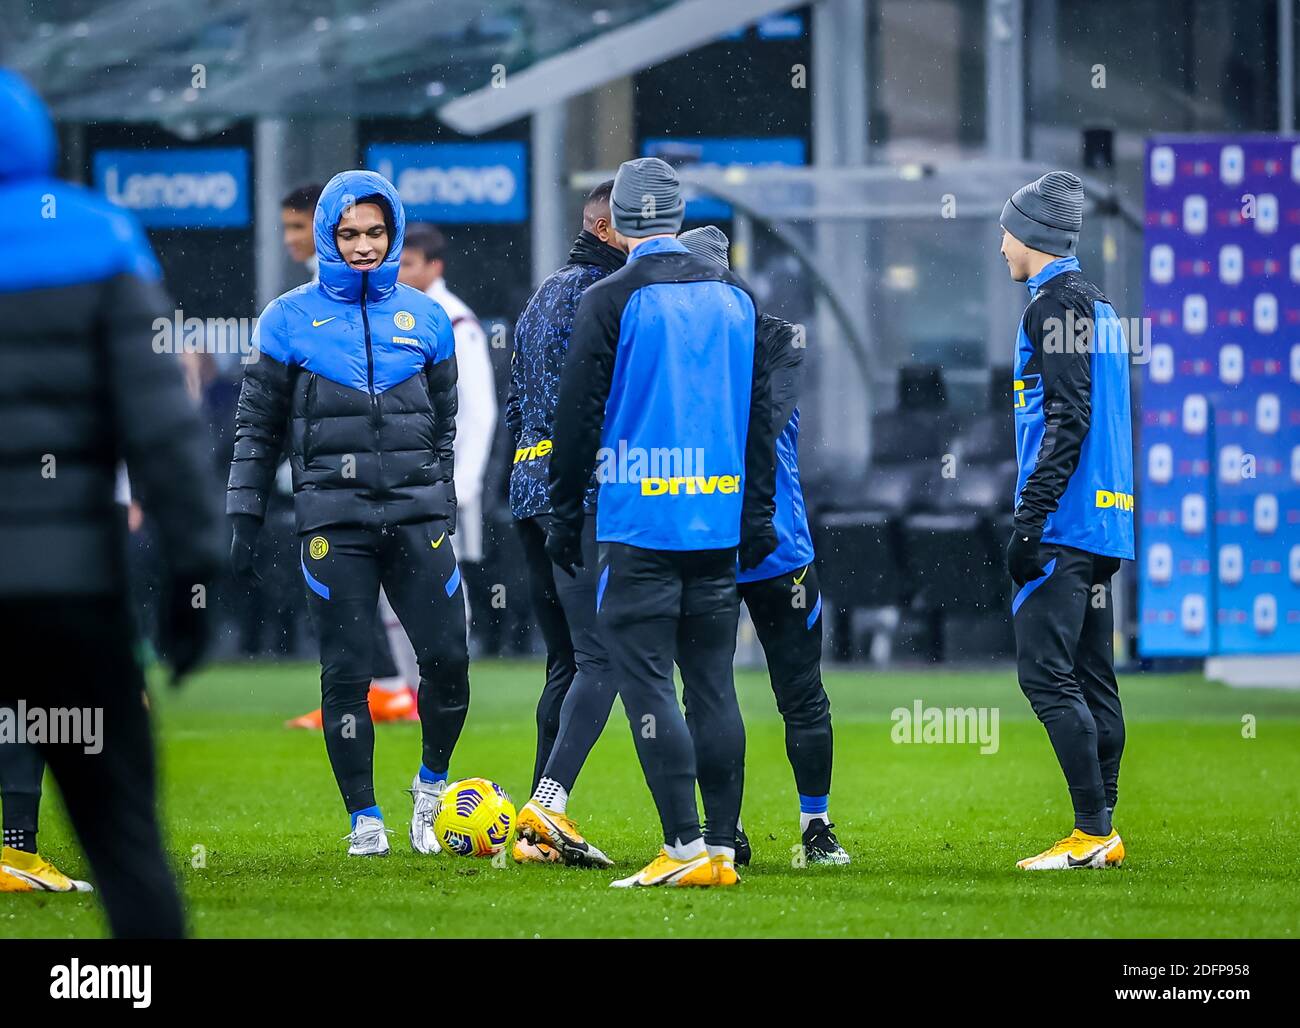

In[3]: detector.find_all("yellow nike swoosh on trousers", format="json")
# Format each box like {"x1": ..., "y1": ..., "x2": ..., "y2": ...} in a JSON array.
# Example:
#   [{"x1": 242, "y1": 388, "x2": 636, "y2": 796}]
[
  {"x1": 312, "y1": 317, "x2": 336, "y2": 327},
  {"x1": 793, "y1": 566, "x2": 809, "y2": 585},
  {"x1": 431, "y1": 533, "x2": 446, "y2": 549}
]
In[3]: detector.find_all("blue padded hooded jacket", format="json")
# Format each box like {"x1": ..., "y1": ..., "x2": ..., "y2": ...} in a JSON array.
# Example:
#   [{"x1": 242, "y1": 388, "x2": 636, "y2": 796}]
[{"x1": 227, "y1": 170, "x2": 458, "y2": 534}]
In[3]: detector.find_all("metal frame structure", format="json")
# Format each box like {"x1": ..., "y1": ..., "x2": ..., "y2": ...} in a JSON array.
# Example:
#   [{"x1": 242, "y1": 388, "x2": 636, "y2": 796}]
[{"x1": 438, "y1": 0, "x2": 802, "y2": 134}]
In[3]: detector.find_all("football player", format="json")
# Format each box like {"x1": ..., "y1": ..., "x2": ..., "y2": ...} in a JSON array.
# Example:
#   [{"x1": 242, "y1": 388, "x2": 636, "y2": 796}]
[
  {"x1": 227, "y1": 170, "x2": 467, "y2": 857},
  {"x1": 999, "y1": 172, "x2": 1133, "y2": 871}
]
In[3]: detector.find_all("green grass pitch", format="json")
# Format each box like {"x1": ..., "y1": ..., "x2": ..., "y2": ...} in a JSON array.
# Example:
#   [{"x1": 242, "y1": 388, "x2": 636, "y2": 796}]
[{"x1": 5, "y1": 659, "x2": 1298, "y2": 938}]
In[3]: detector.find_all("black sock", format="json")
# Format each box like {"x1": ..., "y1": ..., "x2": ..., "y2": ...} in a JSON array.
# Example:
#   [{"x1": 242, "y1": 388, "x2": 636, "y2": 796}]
[
  {"x1": 3, "y1": 827, "x2": 37, "y2": 853},
  {"x1": 1075, "y1": 808, "x2": 1112, "y2": 837}
]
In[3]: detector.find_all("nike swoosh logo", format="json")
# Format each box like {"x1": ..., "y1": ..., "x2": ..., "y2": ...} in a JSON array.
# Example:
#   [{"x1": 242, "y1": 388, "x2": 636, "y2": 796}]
[
  {"x1": 312, "y1": 317, "x2": 336, "y2": 327},
  {"x1": 430, "y1": 533, "x2": 446, "y2": 549},
  {"x1": 793, "y1": 566, "x2": 809, "y2": 585},
  {"x1": 1067, "y1": 848, "x2": 1104, "y2": 868},
  {"x1": 662, "y1": 857, "x2": 709, "y2": 883},
  {"x1": 2, "y1": 867, "x2": 55, "y2": 890}
]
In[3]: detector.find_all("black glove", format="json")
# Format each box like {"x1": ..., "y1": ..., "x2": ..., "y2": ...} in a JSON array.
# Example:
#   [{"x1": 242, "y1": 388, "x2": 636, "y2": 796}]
[
  {"x1": 158, "y1": 574, "x2": 211, "y2": 687},
  {"x1": 1006, "y1": 527, "x2": 1046, "y2": 586},
  {"x1": 544, "y1": 522, "x2": 584, "y2": 578},
  {"x1": 229, "y1": 513, "x2": 262, "y2": 585},
  {"x1": 738, "y1": 520, "x2": 779, "y2": 572}
]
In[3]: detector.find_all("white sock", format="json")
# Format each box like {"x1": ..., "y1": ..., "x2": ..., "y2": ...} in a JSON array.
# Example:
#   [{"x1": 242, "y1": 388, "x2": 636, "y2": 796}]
[
  {"x1": 532, "y1": 777, "x2": 568, "y2": 813},
  {"x1": 800, "y1": 811, "x2": 829, "y2": 833},
  {"x1": 373, "y1": 675, "x2": 407, "y2": 694},
  {"x1": 665, "y1": 837, "x2": 707, "y2": 861},
  {"x1": 706, "y1": 844, "x2": 735, "y2": 863}
]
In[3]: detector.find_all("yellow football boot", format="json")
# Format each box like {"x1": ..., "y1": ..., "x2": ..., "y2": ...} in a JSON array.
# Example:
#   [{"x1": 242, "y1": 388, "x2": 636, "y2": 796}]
[
  {"x1": 512, "y1": 837, "x2": 562, "y2": 864},
  {"x1": 1016, "y1": 829, "x2": 1124, "y2": 871},
  {"x1": 710, "y1": 853, "x2": 741, "y2": 886},
  {"x1": 516, "y1": 801, "x2": 613, "y2": 868},
  {"x1": 0, "y1": 847, "x2": 94, "y2": 892},
  {"x1": 0, "y1": 866, "x2": 33, "y2": 892},
  {"x1": 610, "y1": 849, "x2": 715, "y2": 888}
]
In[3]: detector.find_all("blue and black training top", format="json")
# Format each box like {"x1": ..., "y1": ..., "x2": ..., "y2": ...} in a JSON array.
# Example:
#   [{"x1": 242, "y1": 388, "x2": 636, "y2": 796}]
[
  {"x1": 739, "y1": 314, "x2": 815, "y2": 583},
  {"x1": 548, "y1": 236, "x2": 777, "y2": 553},
  {"x1": 1012, "y1": 255, "x2": 1135, "y2": 561}
]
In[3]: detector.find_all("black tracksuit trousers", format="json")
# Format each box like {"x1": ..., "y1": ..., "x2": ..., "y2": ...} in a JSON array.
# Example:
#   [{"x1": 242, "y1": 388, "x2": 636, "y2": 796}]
[
  {"x1": 599, "y1": 543, "x2": 744, "y2": 849},
  {"x1": 518, "y1": 512, "x2": 615, "y2": 794},
  {"x1": 518, "y1": 512, "x2": 616, "y2": 792},
  {"x1": 738, "y1": 562, "x2": 833, "y2": 800},
  {"x1": 300, "y1": 521, "x2": 468, "y2": 814},
  {"x1": 0, "y1": 735, "x2": 43, "y2": 846},
  {"x1": 1012, "y1": 543, "x2": 1125, "y2": 836},
  {"x1": 0, "y1": 596, "x2": 184, "y2": 938}
]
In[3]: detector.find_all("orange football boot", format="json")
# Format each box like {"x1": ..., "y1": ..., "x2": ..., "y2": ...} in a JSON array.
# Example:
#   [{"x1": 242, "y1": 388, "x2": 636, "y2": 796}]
[
  {"x1": 368, "y1": 684, "x2": 417, "y2": 723},
  {"x1": 285, "y1": 707, "x2": 323, "y2": 730}
]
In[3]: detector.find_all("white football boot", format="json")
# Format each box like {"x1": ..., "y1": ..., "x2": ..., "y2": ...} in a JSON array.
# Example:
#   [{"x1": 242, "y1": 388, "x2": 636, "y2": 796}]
[
  {"x1": 409, "y1": 774, "x2": 445, "y2": 855},
  {"x1": 345, "y1": 814, "x2": 391, "y2": 857}
]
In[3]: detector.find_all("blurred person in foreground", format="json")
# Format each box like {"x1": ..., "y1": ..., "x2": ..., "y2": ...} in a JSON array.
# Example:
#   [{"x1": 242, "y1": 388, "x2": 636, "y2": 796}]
[
  {"x1": 506, "y1": 180, "x2": 624, "y2": 867},
  {"x1": 999, "y1": 171, "x2": 1134, "y2": 871},
  {"x1": 0, "y1": 70, "x2": 220, "y2": 935},
  {"x1": 227, "y1": 170, "x2": 467, "y2": 858},
  {"x1": 546, "y1": 158, "x2": 779, "y2": 888}
]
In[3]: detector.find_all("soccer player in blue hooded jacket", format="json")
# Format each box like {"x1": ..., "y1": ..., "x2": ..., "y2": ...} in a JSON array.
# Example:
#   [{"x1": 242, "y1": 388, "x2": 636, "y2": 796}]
[
  {"x1": 546, "y1": 158, "x2": 780, "y2": 887},
  {"x1": 227, "y1": 170, "x2": 467, "y2": 858},
  {"x1": 998, "y1": 172, "x2": 1135, "y2": 871}
]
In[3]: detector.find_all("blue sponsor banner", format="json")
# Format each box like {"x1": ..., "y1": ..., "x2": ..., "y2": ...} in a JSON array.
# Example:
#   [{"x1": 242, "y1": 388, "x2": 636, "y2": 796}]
[
  {"x1": 719, "y1": 13, "x2": 806, "y2": 40},
  {"x1": 93, "y1": 148, "x2": 249, "y2": 228},
  {"x1": 641, "y1": 137, "x2": 806, "y2": 219},
  {"x1": 366, "y1": 142, "x2": 527, "y2": 223},
  {"x1": 1139, "y1": 136, "x2": 1300, "y2": 657}
]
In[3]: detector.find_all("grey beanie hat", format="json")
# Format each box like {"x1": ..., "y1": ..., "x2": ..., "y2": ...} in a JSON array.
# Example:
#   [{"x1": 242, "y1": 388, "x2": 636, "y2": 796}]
[
  {"x1": 610, "y1": 157, "x2": 685, "y2": 238},
  {"x1": 999, "y1": 171, "x2": 1084, "y2": 257},
  {"x1": 678, "y1": 225, "x2": 730, "y2": 269}
]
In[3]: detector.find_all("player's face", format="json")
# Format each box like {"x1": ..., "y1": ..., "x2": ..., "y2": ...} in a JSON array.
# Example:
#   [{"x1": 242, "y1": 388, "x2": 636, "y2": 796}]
[
  {"x1": 398, "y1": 251, "x2": 441, "y2": 292},
  {"x1": 1000, "y1": 228, "x2": 1030, "y2": 282},
  {"x1": 335, "y1": 203, "x2": 389, "y2": 272},
  {"x1": 281, "y1": 207, "x2": 315, "y2": 264}
]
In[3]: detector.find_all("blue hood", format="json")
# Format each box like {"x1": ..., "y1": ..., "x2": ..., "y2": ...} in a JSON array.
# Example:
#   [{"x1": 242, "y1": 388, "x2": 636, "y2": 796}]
[
  {"x1": 313, "y1": 169, "x2": 405, "y2": 303},
  {"x1": 0, "y1": 69, "x2": 57, "y2": 182}
]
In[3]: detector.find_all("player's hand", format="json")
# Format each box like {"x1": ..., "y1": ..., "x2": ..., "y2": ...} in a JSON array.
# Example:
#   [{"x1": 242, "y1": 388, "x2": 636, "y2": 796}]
[
  {"x1": 1006, "y1": 528, "x2": 1045, "y2": 586},
  {"x1": 229, "y1": 513, "x2": 262, "y2": 584},
  {"x1": 159, "y1": 575, "x2": 212, "y2": 687},
  {"x1": 545, "y1": 524, "x2": 584, "y2": 578},
  {"x1": 738, "y1": 524, "x2": 778, "y2": 572}
]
